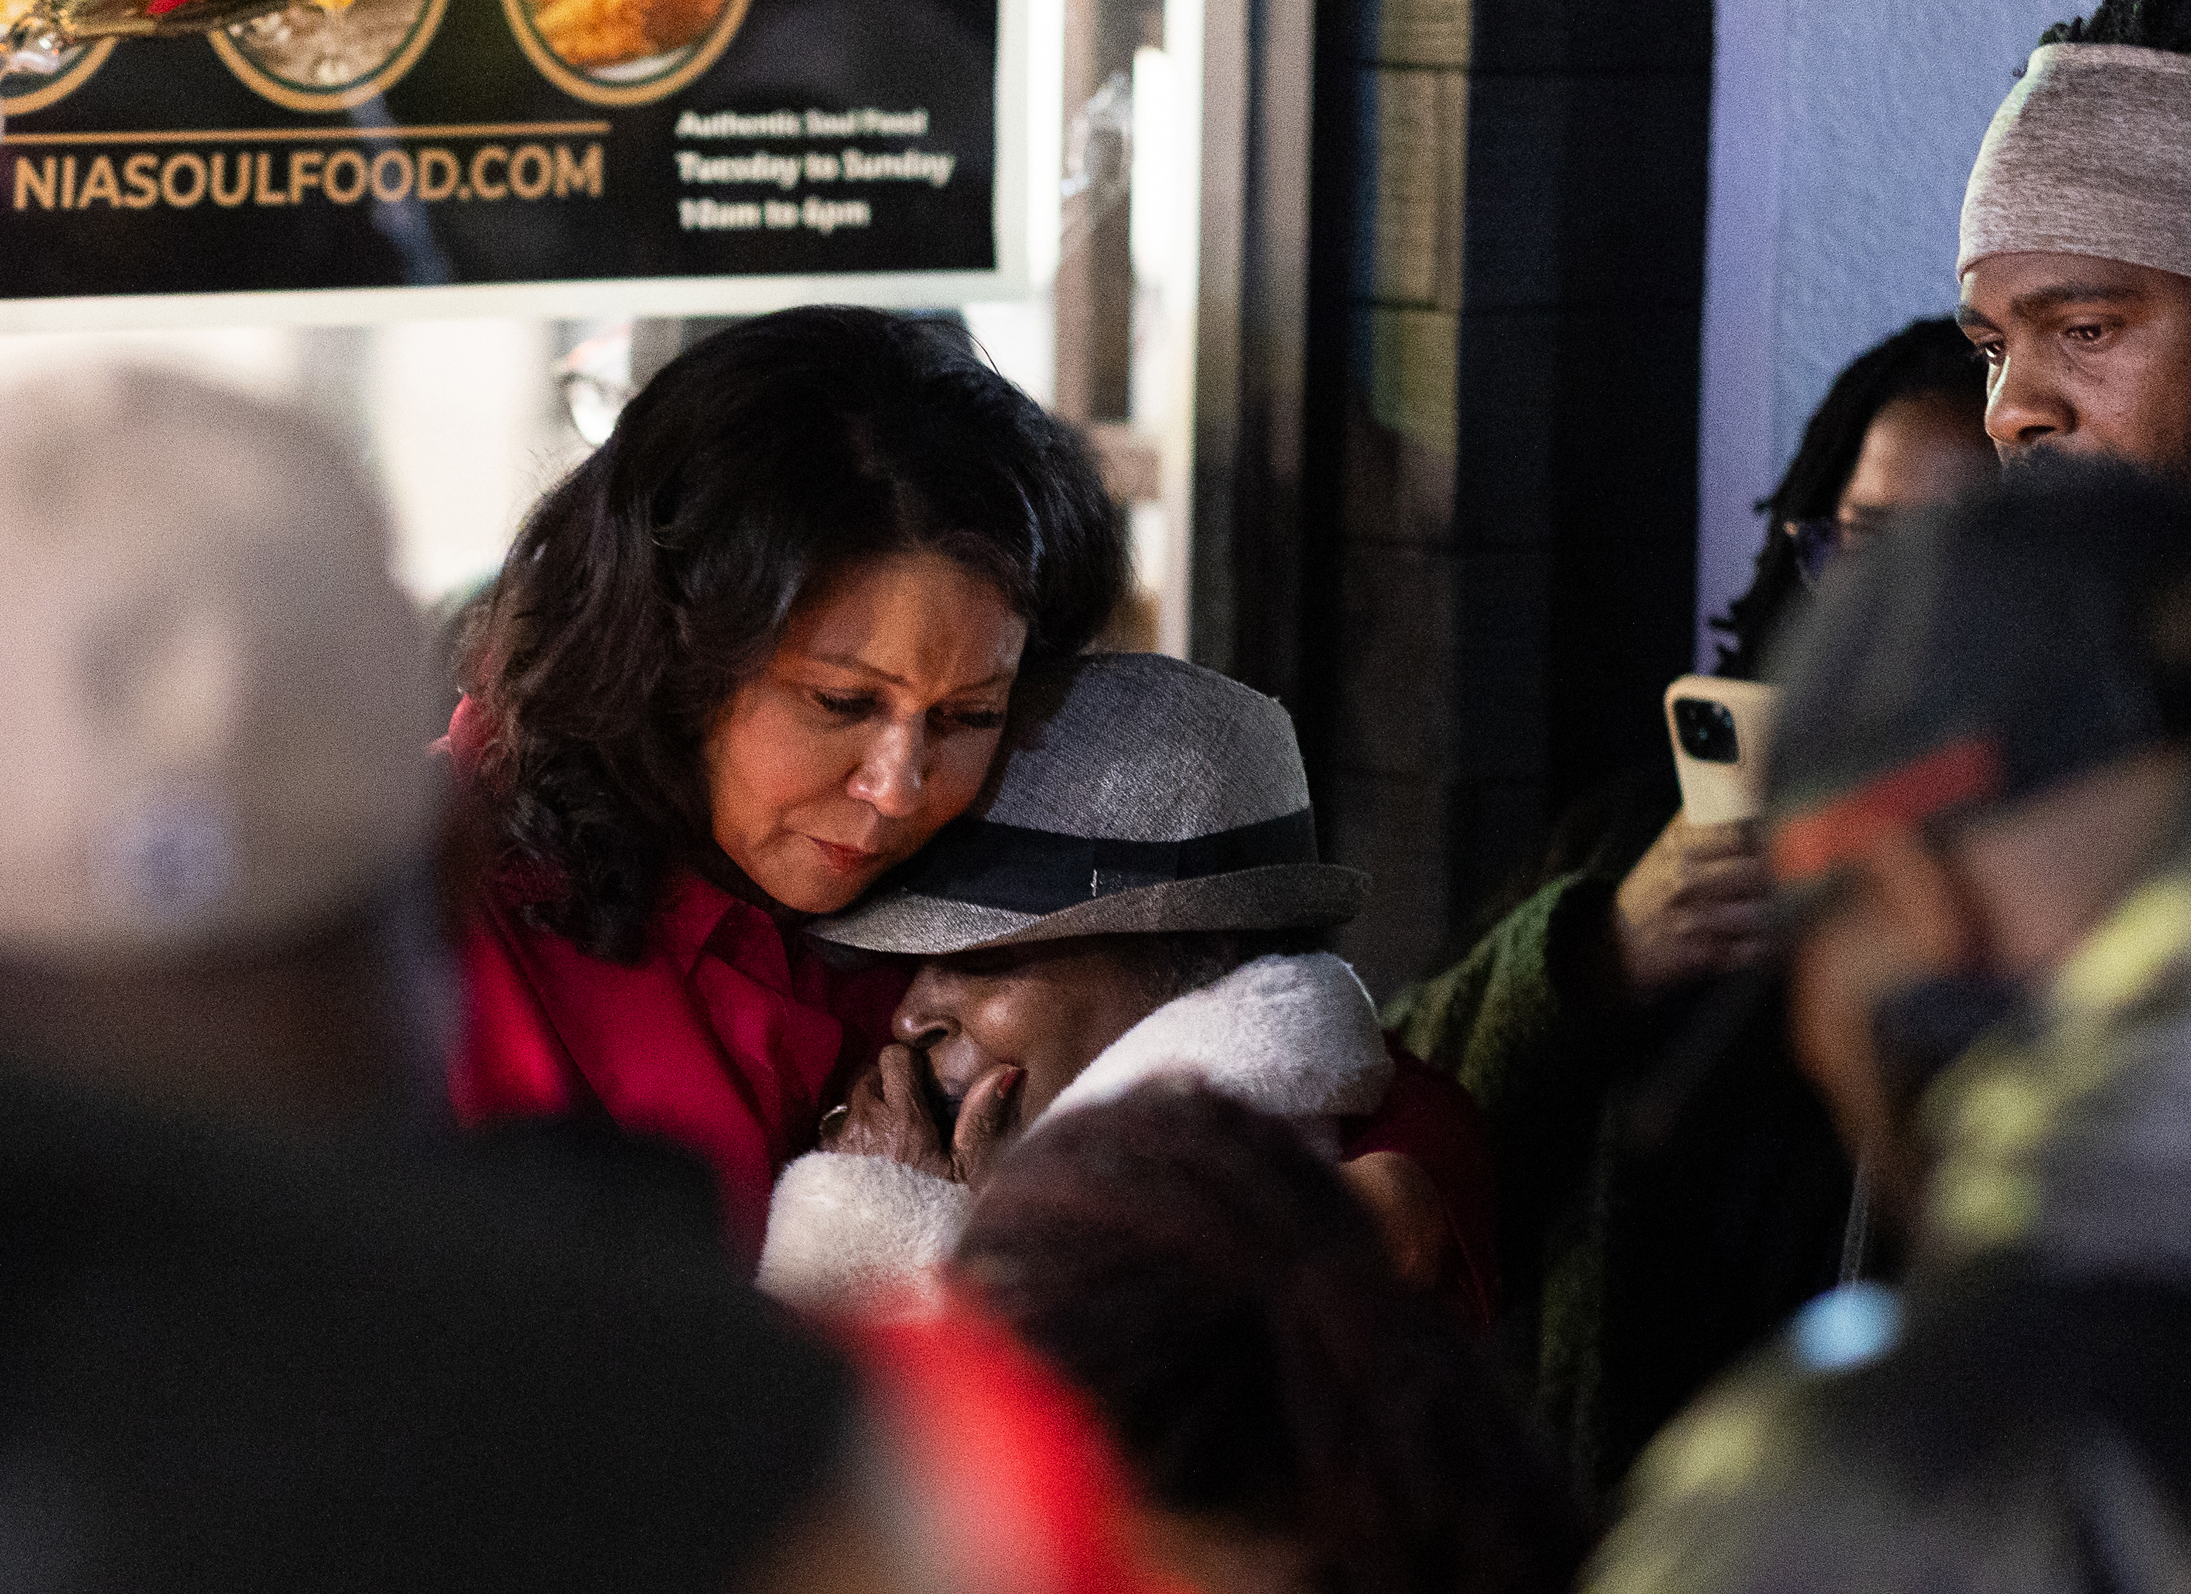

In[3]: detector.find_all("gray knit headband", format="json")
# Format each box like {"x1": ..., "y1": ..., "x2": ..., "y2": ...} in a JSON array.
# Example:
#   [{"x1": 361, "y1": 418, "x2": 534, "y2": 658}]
[{"x1": 1959, "y1": 44, "x2": 2191, "y2": 282}]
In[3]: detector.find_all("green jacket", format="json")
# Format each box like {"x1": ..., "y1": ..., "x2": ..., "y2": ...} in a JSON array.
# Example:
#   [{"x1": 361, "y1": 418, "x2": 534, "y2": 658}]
[{"x1": 1387, "y1": 790, "x2": 1852, "y2": 1498}]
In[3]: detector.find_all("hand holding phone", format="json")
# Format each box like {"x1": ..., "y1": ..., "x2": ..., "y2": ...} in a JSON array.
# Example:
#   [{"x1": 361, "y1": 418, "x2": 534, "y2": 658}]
[
  {"x1": 1664, "y1": 675, "x2": 1778, "y2": 825},
  {"x1": 1612, "y1": 813, "x2": 1774, "y2": 997},
  {"x1": 1595, "y1": 676, "x2": 1782, "y2": 998}
]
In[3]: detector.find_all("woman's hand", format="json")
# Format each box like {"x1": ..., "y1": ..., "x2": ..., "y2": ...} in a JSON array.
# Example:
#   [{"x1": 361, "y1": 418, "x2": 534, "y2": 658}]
[
  {"x1": 820, "y1": 1043, "x2": 1023, "y2": 1186},
  {"x1": 1609, "y1": 814, "x2": 1774, "y2": 1001}
]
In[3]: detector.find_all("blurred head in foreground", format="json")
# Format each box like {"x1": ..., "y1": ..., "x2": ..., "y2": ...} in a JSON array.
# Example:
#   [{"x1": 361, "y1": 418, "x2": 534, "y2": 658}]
[
  {"x1": 1766, "y1": 457, "x2": 2191, "y2": 1221},
  {"x1": 0, "y1": 366, "x2": 438, "y2": 1123},
  {"x1": 952, "y1": 1085, "x2": 1586, "y2": 1594},
  {"x1": 1586, "y1": 461, "x2": 2191, "y2": 1594}
]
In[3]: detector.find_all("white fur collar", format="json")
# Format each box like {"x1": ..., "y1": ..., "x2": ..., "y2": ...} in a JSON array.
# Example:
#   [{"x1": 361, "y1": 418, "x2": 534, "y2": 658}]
[
  {"x1": 1039, "y1": 951, "x2": 1392, "y2": 1124},
  {"x1": 755, "y1": 951, "x2": 1392, "y2": 1314}
]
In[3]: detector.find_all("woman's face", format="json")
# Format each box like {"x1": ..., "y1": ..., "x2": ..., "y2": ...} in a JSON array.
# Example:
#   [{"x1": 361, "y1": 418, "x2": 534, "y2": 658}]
[
  {"x1": 1789, "y1": 392, "x2": 1998, "y2": 570},
  {"x1": 707, "y1": 551, "x2": 1027, "y2": 915},
  {"x1": 891, "y1": 936, "x2": 1164, "y2": 1132},
  {"x1": 1836, "y1": 392, "x2": 1998, "y2": 523}
]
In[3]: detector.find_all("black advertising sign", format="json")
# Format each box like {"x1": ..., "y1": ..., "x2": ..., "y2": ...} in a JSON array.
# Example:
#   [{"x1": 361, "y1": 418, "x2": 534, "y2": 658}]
[{"x1": 0, "y1": 0, "x2": 1019, "y2": 323}]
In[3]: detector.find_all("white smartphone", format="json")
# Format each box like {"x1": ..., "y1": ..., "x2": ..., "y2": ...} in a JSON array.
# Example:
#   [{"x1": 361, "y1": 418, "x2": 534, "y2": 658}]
[{"x1": 1663, "y1": 675, "x2": 1779, "y2": 825}]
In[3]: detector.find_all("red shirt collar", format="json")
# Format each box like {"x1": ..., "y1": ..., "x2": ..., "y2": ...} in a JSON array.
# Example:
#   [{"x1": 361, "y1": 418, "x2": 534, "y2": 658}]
[
  {"x1": 653, "y1": 869, "x2": 801, "y2": 989},
  {"x1": 446, "y1": 696, "x2": 797, "y2": 984}
]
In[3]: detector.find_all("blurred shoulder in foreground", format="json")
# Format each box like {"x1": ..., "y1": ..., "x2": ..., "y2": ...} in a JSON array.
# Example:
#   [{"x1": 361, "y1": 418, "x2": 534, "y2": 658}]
[
  {"x1": 1587, "y1": 1264, "x2": 2191, "y2": 1594},
  {"x1": 0, "y1": 1058, "x2": 854, "y2": 1594}
]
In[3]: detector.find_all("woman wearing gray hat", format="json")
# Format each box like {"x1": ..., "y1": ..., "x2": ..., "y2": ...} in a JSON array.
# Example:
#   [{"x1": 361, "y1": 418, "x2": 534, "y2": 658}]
[
  {"x1": 446, "y1": 307, "x2": 1127, "y2": 1261},
  {"x1": 756, "y1": 652, "x2": 1497, "y2": 1321}
]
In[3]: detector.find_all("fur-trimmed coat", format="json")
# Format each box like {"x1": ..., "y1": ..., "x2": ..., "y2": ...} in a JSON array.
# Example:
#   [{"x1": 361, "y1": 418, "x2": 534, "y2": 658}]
[{"x1": 756, "y1": 953, "x2": 1496, "y2": 1319}]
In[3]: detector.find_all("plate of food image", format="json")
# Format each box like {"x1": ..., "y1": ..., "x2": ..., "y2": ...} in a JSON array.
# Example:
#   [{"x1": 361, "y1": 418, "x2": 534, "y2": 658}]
[
  {"x1": 0, "y1": 0, "x2": 114, "y2": 118},
  {"x1": 502, "y1": 0, "x2": 750, "y2": 106},
  {"x1": 210, "y1": 0, "x2": 445, "y2": 114}
]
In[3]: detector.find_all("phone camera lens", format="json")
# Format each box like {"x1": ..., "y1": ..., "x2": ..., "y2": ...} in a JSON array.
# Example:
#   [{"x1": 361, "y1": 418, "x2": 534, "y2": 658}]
[{"x1": 1673, "y1": 698, "x2": 1741, "y2": 764}]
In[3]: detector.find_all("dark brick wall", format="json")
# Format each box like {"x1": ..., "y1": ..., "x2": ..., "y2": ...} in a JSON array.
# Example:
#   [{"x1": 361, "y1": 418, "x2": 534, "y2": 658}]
[{"x1": 1288, "y1": 0, "x2": 1712, "y2": 999}]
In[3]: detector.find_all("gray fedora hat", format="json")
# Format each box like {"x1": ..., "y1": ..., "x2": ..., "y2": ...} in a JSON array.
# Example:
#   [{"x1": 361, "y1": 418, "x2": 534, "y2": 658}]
[{"x1": 810, "y1": 652, "x2": 1369, "y2": 955}]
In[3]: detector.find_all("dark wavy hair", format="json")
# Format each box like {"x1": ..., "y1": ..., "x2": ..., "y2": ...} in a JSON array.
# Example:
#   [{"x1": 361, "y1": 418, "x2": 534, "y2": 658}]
[
  {"x1": 955, "y1": 1086, "x2": 1588, "y2": 1594},
  {"x1": 462, "y1": 307, "x2": 1128, "y2": 962},
  {"x1": 1710, "y1": 318, "x2": 1987, "y2": 679},
  {"x1": 2042, "y1": 0, "x2": 2191, "y2": 47}
]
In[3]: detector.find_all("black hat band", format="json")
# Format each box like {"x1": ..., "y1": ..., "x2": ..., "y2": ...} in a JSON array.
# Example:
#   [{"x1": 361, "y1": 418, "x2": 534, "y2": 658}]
[{"x1": 892, "y1": 807, "x2": 1319, "y2": 915}]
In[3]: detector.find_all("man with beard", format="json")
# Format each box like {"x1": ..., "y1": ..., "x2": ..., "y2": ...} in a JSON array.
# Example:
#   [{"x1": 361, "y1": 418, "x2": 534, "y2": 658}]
[
  {"x1": 1955, "y1": 0, "x2": 2191, "y2": 480},
  {"x1": 1585, "y1": 460, "x2": 2191, "y2": 1593}
]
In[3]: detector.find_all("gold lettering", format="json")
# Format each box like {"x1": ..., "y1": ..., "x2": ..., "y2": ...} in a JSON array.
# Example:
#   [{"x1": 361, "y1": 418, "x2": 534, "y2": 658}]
[
  {"x1": 554, "y1": 142, "x2": 603, "y2": 199},
  {"x1": 508, "y1": 143, "x2": 551, "y2": 201},
  {"x1": 468, "y1": 144, "x2": 507, "y2": 201},
  {"x1": 323, "y1": 148, "x2": 366, "y2": 204},
  {"x1": 161, "y1": 153, "x2": 207, "y2": 208},
  {"x1": 11, "y1": 136, "x2": 609, "y2": 215},
  {"x1": 369, "y1": 148, "x2": 413, "y2": 203},
  {"x1": 416, "y1": 147, "x2": 458, "y2": 201},
  {"x1": 288, "y1": 149, "x2": 323, "y2": 205},
  {"x1": 13, "y1": 155, "x2": 56, "y2": 211},
  {"x1": 76, "y1": 155, "x2": 121, "y2": 208},
  {"x1": 252, "y1": 150, "x2": 286, "y2": 205},
  {"x1": 209, "y1": 153, "x2": 250, "y2": 207},
  {"x1": 121, "y1": 153, "x2": 158, "y2": 209}
]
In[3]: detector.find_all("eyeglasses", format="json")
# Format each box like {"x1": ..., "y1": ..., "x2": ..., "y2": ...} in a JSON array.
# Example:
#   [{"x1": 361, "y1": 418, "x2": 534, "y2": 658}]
[{"x1": 1785, "y1": 514, "x2": 1890, "y2": 588}]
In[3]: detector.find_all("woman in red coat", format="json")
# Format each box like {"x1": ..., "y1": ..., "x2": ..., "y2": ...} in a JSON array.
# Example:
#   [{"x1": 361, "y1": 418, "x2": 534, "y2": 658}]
[{"x1": 447, "y1": 307, "x2": 1128, "y2": 1259}]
